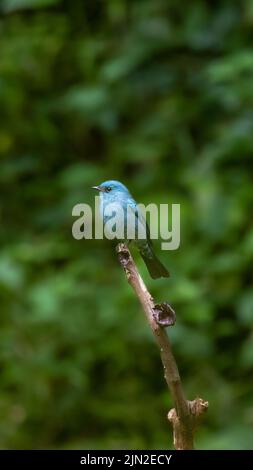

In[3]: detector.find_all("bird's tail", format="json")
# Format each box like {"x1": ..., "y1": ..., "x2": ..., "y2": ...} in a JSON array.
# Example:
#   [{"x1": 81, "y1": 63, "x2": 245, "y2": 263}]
[{"x1": 140, "y1": 252, "x2": 170, "y2": 279}]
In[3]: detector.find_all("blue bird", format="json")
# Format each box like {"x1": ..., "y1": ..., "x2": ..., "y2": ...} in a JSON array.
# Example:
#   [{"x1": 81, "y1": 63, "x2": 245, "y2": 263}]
[{"x1": 92, "y1": 180, "x2": 169, "y2": 279}]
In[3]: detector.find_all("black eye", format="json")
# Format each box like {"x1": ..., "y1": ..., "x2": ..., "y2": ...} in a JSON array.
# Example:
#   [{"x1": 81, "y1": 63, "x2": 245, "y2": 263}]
[{"x1": 106, "y1": 187, "x2": 112, "y2": 192}]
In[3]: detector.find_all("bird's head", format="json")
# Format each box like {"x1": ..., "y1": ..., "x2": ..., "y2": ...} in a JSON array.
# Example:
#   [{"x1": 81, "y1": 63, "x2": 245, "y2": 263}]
[{"x1": 92, "y1": 180, "x2": 130, "y2": 198}]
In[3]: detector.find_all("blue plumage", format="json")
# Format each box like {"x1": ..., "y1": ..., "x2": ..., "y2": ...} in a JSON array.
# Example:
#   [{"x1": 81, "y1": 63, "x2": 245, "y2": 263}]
[{"x1": 93, "y1": 180, "x2": 169, "y2": 279}]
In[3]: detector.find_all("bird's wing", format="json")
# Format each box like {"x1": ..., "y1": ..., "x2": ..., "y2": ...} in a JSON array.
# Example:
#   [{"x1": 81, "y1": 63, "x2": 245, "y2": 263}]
[{"x1": 127, "y1": 199, "x2": 151, "y2": 241}]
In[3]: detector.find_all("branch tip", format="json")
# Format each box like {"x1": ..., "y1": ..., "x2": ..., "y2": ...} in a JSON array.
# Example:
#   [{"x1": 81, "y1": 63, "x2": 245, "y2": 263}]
[{"x1": 153, "y1": 302, "x2": 176, "y2": 327}]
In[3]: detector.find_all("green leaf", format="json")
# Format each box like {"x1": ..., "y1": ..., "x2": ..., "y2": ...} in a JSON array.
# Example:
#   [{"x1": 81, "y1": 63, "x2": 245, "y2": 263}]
[{"x1": 1, "y1": 0, "x2": 62, "y2": 12}]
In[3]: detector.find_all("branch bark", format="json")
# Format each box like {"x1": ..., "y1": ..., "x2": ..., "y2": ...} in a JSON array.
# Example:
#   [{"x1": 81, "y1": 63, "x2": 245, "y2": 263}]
[{"x1": 116, "y1": 243, "x2": 208, "y2": 450}]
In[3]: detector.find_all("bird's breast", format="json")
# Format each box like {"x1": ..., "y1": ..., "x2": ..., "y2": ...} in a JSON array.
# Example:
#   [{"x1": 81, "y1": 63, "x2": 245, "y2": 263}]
[{"x1": 100, "y1": 197, "x2": 139, "y2": 240}]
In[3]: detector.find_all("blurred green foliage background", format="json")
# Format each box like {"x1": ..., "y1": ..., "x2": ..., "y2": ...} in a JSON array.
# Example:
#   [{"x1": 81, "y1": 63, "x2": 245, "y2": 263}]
[{"x1": 0, "y1": 0, "x2": 253, "y2": 450}]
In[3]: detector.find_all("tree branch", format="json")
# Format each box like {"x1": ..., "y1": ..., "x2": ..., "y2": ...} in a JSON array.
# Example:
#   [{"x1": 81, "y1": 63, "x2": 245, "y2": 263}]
[{"x1": 116, "y1": 243, "x2": 208, "y2": 450}]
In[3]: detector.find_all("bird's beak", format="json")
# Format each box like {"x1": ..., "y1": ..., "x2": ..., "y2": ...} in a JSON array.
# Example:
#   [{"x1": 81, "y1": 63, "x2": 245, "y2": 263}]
[{"x1": 92, "y1": 185, "x2": 105, "y2": 192}]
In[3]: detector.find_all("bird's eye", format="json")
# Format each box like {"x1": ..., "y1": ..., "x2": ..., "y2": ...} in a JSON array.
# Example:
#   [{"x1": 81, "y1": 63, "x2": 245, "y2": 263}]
[{"x1": 106, "y1": 187, "x2": 112, "y2": 192}]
